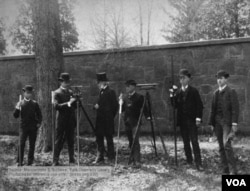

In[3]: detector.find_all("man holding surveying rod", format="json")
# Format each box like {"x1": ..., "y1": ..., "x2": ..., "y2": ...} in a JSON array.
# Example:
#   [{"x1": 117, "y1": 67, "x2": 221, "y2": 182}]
[
  {"x1": 13, "y1": 85, "x2": 42, "y2": 166},
  {"x1": 170, "y1": 69, "x2": 204, "y2": 171}
]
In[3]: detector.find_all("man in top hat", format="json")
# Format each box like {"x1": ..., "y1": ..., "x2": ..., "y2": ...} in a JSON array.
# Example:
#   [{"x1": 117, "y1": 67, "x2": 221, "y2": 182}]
[
  {"x1": 52, "y1": 73, "x2": 76, "y2": 166},
  {"x1": 13, "y1": 85, "x2": 42, "y2": 166},
  {"x1": 93, "y1": 72, "x2": 118, "y2": 164},
  {"x1": 170, "y1": 69, "x2": 203, "y2": 170},
  {"x1": 209, "y1": 70, "x2": 239, "y2": 174},
  {"x1": 120, "y1": 79, "x2": 150, "y2": 167}
]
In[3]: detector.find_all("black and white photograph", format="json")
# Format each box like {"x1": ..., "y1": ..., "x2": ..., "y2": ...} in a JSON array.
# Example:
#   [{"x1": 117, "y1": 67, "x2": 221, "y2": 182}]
[{"x1": 0, "y1": 0, "x2": 250, "y2": 190}]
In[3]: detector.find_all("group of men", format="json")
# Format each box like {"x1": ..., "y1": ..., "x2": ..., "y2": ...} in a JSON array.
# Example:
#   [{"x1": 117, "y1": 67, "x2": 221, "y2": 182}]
[{"x1": 14, "y1": 69, "x2": 239, "y2": 174}]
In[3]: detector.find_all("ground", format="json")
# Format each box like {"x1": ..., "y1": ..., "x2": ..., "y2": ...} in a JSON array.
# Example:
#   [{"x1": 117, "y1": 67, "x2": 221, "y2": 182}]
[{"x1": 0, "y1": 135, "x2": 250, "y2": 191}]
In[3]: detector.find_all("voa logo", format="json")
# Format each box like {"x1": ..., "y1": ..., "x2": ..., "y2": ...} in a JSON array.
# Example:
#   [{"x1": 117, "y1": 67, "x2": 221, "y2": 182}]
[{"x1": 226, "y1": 179, "x2": 247, "y2": 187}]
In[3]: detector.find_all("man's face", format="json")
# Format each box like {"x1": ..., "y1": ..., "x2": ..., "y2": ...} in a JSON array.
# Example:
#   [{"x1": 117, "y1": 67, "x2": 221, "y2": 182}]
[
  {"x1": 61, "y1": 81, "x2": 70, "y2": 88},
  {"x1": 24, "y1": 91, "x2": 32, "y2": 99},
  {"x1": 126, "y1": 85, "x2": 135, "y2": 94},
  {"x1": 217, "y1": 77, "x2": 227, "y2": 87},
  {"x1": 98, "y1": 81, "x2": 106, "y2": 90},
  {"x1": 179, "y1": 75, "x2": 190, "y2": 87}
]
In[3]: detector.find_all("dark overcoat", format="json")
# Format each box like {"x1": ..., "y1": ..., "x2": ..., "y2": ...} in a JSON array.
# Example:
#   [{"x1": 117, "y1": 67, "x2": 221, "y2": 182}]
[
  {"x1": 53, "y1": 87, "x2": 76, "y2": 130},
  {"x1": 173, "y1": 86, "x2": 203, "y2": 126},
  {"x1": 95, "y1": 86, "x2": 118, "y2": 136}
]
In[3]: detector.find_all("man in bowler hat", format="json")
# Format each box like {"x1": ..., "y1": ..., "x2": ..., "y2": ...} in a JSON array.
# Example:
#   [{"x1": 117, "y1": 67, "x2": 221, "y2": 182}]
[
  {"x1": 170, "y1": 69, "x2": 203, "y2": 170},
  {"x1": 52, "y1": 73, "x2": 76, "y2": 166},
  {"x1": 120, "y1": 80, "x2": 150, "y2": 167},
  {"x1": 209, "y1": 70, "x2": 239, "y2": 174},
  {"x1": 93, "y1": 72, "x2": 118, "y2": 164},
  {"x1": 14, "y1": 85, "x2": 42, "y2": 166}
]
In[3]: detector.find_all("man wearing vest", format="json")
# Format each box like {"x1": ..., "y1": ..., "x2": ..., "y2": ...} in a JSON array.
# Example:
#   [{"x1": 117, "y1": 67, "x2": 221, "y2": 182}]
[
  {"x1": 93, "y1": 72, "x2": 118, "y2": 164},
  {"x1": 52, "y1": 73, "x2": 76, "y2": 166},
  {"x1": 13, "y1": 85, "x2": 42, "y2": 166},
  {"x1": 171, "y1": 69, "x2": 204, "y2": 171},
  {"x1": 209, "y1": 70, "x2": 239, "y2": 174}
]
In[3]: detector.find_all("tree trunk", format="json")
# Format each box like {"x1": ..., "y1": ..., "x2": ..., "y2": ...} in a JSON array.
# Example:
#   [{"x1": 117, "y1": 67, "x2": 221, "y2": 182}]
[{"x1": 32, "y1": 0, "x2": 64, "y2": 152}]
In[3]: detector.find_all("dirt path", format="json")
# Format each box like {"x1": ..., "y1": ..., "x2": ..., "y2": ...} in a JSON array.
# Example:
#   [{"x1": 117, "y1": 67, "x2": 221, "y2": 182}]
[{"x1": 0, "y1": 135, "x2": 249, "y2": 191}]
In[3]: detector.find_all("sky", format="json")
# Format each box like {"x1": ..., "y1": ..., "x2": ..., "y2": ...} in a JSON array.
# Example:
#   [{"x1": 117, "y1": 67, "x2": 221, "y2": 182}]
[{"x1": 0, "y1": 0, "x2": 175, "y2": 55}]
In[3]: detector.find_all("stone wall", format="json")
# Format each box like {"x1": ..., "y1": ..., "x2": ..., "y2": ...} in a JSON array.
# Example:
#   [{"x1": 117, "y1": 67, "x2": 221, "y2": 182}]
[{"x1": 1, "y1": 38, "x2": 250, "y2": 135}]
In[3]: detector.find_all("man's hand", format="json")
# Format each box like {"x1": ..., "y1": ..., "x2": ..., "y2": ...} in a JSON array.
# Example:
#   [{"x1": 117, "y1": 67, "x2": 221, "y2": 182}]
[
  {"x1": 211, "y1": 125, "x2": 214, "y2": 132},
  {"x1": 94, "y1": 104, "x2": 99, "y2": 110},
  {"x1": 69, "y1": 97, "x2": 76, "y2": 104},
  {"x1": 146, "y1": 117, "x2": 151, "y2": 121},
  {"x1": 16, "y1": 101, "x2": 22, "y2": 110},
  {"x1": 169, "y1": 85, "x2": 178, "y2": 97}
]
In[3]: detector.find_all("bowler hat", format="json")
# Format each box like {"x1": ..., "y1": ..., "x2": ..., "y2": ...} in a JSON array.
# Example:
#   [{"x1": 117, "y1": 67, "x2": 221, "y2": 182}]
[
  {"x1": 216, "y1": 70, "x2": 230, "y2": 78},
  {"x1": 96, "y1": 72, "x2": 108, "y2": 82},
  {"x1": 58, "y1": 73, "x2": 71, "y2": 82},
  {"x1": 179, "y1": 69, "x2": 191, "y2": 78},
  {"x1": 22, "y1": 85, "x2": 34, "y2": 92},
  {"x1": 125, "y1": 79, "x2": 137, "y2": 86}
]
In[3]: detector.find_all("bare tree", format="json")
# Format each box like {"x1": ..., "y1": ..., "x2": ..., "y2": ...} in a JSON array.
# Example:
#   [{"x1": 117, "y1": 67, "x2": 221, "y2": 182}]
[
  {"x1": 32, "y1": 0, "x2": 64, "y2": 152},
  {"x1": 91, "y1": 0, "x2": 131, "y2": 49}
]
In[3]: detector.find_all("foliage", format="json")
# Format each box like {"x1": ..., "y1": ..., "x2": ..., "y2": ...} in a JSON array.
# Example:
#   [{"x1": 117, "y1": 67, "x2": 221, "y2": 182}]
[
  {"x1": 10, "y1": 0, "x2": 79, "y2": 54},
  {"x1": 0, "y1": 19, "x2": 6, "y2": 55},
  {"x1": 162, "y1": 0, "x2": 250, "y2": 42}
]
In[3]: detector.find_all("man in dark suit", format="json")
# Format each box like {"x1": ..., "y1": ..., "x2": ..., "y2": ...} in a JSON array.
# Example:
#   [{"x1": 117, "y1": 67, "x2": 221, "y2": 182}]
[
  {"x1": 52, "y1": 73, "x2": 76, "y2": 166},
  {"x1": 170, "y1": 69, "x2": 203, "y2": 170},
  {"x1": 93, "y1": 72, "x2": 118, "y2": 164},
  {"x1": 14, "y1": 85, "x2": 42, "y2": 166},
  {"x1": 121, "y1": 80, "x2": 150, "y2": 167},
  {"x1": 209, "y1": 70, "x2": 239, "y2": 174}
]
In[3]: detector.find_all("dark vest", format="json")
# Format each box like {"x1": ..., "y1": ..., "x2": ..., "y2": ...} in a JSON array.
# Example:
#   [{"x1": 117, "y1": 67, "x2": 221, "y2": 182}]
[
  {"x1": 179, "y1": 90, "x2": 189, "y2": 116},
  {"x1": 215, "y1": 91, "x2": 224, "y2": 117}
]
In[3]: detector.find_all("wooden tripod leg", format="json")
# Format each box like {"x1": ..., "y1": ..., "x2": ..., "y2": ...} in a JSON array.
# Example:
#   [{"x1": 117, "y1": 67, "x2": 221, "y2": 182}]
[{"x1": 128, "y1": 97, "x2": 146, "y2": 165}]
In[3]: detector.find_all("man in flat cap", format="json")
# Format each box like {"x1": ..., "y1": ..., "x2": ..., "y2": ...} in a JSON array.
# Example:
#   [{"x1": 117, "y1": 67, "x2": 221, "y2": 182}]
[
  {"x1": 14, "y1": 85, "x2": 42, "y2": 166},
  {"x1": 170, "y1": 69, "x2": 203, "y2": 170},
  {"x1": 209, "y1": 70, "x2": 239, "y2": 174},
  {"x1": 93, "y1": 72, "x2": 118, "y2": 164},
  {"x1": 52, "y1": 73, "x2": 76, "y2": 166},
  {"x1": 120, "y1": 80, "x2": 150, "y2": 167}
]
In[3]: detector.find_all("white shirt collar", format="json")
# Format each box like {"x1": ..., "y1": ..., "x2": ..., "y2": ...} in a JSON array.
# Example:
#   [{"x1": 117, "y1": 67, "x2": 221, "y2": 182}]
[
  {"x1": 181, "y1": 85, "x2": 188, "y2": 91},
  {"x1": 24, "y1": 97, "x2": 30, "y2": 102},
  {"x1": 219, "y1": 85, "x2": 227, "y2": 91},
  {"x1": 129, "y1": 91, "x2": 136, "y2": 96},
  {"x1": 60, "y1": 86, "x2": 66, "y2": 90}
]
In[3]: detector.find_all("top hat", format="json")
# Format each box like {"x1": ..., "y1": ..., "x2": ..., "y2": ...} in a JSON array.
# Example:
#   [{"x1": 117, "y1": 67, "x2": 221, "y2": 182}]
[
  {"x1": 22, "y1": 85, "x2": 34, "y2": 92},
  {"x1": 58, "y1": 73, "x2": 71, "y2": 82},
  {"x1": 179, "y1": 69, "x2": 191, "y2": 78},
  {"x1": 125, "y1": 79, "x2": 137, "y2": 86},
  {"x1": 216, "y1": 70, "x2": 230, "y2": 78},
  {"x1": 96, "y1": 72, "x2": 108, "y2": 82}
]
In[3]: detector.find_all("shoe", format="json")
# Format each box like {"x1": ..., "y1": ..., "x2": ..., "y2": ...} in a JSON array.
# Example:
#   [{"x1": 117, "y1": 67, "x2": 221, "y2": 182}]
[
  {"x1": 222, "y1": 167, "x2": 230, "y2": 174},
  {"x1": 16, "y1": 162, "x2": 23, "y2": 167},
  {"x1": 133, "y1": 161, "x2": 141, "y2": 168},
  {"x1": 93, "y1": 157, "x2": 104, "y2": 164},
  {"x1": 27, "y1": 161, "x2": 33, "y2": 166},
  {"x1": 196, "y1": 164, "x2": 204, "y2": 171},
  {"x1": 52, "y1": 161, "x2": 60, "y2": 166}
]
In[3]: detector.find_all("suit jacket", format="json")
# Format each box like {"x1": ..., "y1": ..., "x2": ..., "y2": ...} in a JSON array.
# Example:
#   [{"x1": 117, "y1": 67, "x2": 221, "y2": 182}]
[
  {"x1": 209, "y1": 86, "x2": 239, "y2": 127},
  {"x1": 13, "y1": 99, "x2": 42, "y2": 130},
  {"x1": 123, "y1": 92, "x2": 149, "y2": 127},
  {"x1": 172, "y1": 85, "x2": 203, "y2": 126},
  {"x1": 95, "y1": 86, "x2": 118, "y2": 136},
  {"x1": 53, "y1": 87, "x2": 76, "y2": 129}
]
